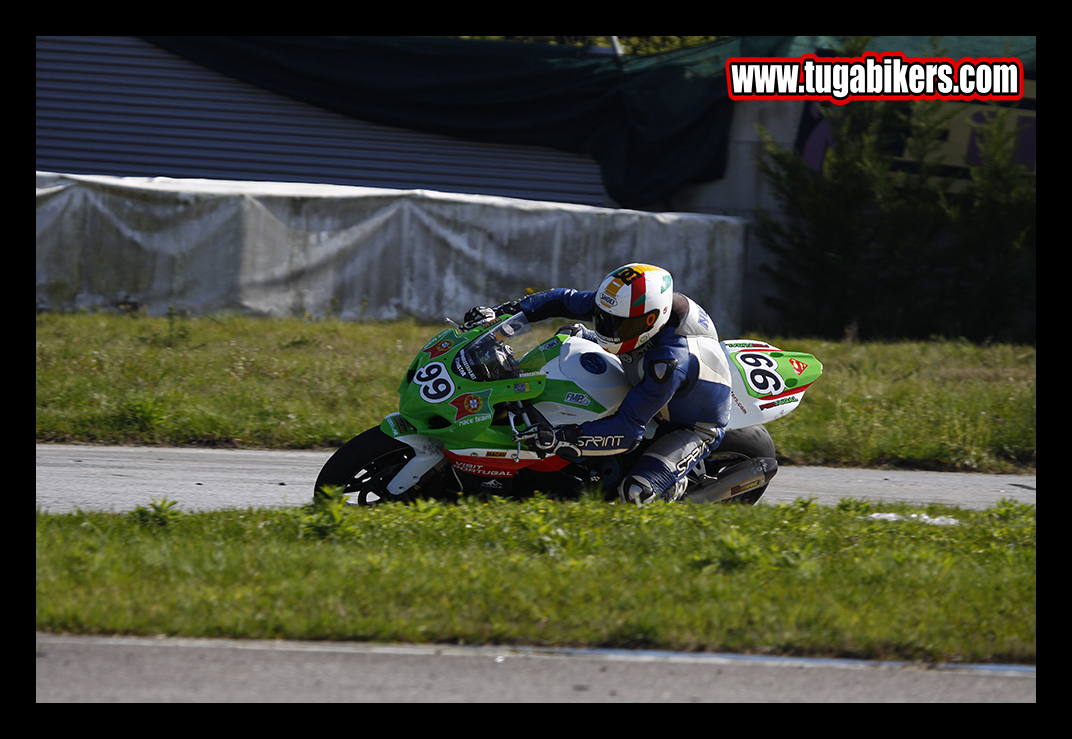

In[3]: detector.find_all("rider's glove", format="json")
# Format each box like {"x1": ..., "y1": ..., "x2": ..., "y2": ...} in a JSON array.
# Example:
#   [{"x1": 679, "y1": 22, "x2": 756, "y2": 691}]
[
  {"x1": 491, "y1": 299, "x2": 523, "y2": 317},
  {"x1": 555, "y1": 322, "x2": 588, "y2": 338},
  {"x1": 462, "y1": 306, "x2": 497, "y2": 327},
  {"x1": 514, "y1": 424, "x2": 583, "y2": 459},
  {"x1": 462, "y1": 300, "x2": 524, "y2": 328}
]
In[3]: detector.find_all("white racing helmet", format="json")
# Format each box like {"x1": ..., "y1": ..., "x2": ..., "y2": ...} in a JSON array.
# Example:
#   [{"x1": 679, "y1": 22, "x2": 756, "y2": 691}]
[{"x1": 592, "y1": 263, "x2": 674, "y2": 354}]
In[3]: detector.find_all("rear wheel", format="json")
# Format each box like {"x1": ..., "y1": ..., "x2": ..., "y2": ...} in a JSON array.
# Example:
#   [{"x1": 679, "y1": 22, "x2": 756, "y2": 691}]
[
  {"x1": 315, "y1": 427, "x2": 424, "y2": 506},
  {"x1": 704, "y1": 425, "x2": 777, "y2": 505}
]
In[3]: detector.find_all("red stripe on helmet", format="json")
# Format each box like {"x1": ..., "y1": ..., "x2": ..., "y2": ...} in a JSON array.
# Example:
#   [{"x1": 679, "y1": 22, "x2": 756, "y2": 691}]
[{"x1": 629, "y1": 271, "x2": 647, "y2": 317}]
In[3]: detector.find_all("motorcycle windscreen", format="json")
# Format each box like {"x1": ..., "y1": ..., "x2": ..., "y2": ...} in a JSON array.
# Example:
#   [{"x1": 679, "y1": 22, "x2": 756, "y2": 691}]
[{"x1": 456, "y1": 314, "x2": 541, "y2": 382}]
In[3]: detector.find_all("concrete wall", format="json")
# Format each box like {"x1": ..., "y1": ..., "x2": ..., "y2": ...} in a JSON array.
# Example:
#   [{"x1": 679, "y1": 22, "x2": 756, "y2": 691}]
[{"x1": 667, "y1": 100, "x2": 806, "y2": 332}]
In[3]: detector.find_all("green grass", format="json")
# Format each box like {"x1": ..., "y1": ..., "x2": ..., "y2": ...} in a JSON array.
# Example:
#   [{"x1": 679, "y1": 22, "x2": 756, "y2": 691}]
[
  {"x1": 35, "y1": 493, "x2": 1036, "y2": 664},
  {"x1": 771, "y1": 339, "x2": 1036, "y2": 472},
  {"x1": 35, "y1": 312, "x2": 1036, "y2": 473},
  {"x1": 35, "y1": 311, "x2": 431, "y2": 449},
  {"x1": 35, "y1": 312, "x2": 1036, "y2": 662}
]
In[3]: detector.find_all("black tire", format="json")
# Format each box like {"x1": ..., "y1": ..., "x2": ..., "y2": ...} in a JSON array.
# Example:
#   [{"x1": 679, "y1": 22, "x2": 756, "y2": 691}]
[
  {"x1": 705, "y1": 425, "x2": 777, "y2": 505},
  {"x1": 314, "y1": 427, "x2": 423, "y2": 506}
]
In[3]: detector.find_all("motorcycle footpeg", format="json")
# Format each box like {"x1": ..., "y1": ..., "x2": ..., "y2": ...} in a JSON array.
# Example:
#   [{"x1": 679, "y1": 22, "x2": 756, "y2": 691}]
[{"x1": 685, "y1": 457, "x2": 778, "y2": 504}]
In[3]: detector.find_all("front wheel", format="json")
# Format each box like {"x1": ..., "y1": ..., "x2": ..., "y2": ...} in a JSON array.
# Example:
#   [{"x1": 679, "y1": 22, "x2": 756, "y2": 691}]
[{"x1": 314, "y1": 427, "x2": 424, "y2": 506}]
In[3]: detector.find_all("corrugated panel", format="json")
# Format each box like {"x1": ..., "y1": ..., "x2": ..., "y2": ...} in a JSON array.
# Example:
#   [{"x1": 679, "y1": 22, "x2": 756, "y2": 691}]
[{"x1": 36, "y1": 36, "x2": 612, "y2": 206}]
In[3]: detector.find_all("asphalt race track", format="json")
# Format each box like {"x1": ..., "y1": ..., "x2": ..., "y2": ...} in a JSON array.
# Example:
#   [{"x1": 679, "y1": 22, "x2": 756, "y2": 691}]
[
  {"x1": 35, "y1": 444, "x2": 1035, "y2": 514},
  {"x1": 36, "y1": 444, "x2": 1036, "y2": 702},
  {"x1": 36, "y1": 633, "x2": 1035, "y2": 703}
]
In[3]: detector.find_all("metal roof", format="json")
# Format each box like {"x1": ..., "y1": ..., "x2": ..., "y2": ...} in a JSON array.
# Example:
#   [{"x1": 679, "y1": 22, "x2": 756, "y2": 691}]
[{"x1": 36, "y1": 36, "x2": 612, "y2": 206}]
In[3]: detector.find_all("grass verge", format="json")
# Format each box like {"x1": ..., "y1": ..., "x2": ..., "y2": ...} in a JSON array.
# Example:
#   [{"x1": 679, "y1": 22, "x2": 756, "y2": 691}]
[
  {"x1": 36, "y1": 493, "x2": 1036, "y2": 665},
  {"x1": 36, "y1": 312, "x2": 1036, "y2": 472}
]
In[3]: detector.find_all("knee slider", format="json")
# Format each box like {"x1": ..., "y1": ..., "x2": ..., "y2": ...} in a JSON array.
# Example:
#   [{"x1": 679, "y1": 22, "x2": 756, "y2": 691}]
[{"x1": 618, "y1": 475, "x2": 658, "y2": 506}]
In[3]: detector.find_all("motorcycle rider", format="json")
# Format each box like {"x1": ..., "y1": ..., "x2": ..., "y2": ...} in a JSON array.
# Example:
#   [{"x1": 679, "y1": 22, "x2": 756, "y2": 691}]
[{"x1": 464, "y1": 263, "x2": 733, "y2": 505}]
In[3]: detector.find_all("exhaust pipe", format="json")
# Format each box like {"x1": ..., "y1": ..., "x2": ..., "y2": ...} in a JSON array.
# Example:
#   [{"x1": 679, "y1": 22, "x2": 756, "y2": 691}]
[{"x1": 685, "y1": 457, "x2": 778, "y2": 503}]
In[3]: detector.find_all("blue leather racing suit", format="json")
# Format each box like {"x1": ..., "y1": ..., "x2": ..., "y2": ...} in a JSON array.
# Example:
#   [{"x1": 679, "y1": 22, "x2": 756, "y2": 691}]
[{"x1": 516, "y1": 288, "x2": 734, "y2": 503}]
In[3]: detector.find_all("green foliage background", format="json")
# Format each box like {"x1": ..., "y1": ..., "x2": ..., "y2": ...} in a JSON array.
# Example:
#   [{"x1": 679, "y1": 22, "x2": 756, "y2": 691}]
[{"x1": 752, "y1": 37, "x2": 1035, "y2": 344}]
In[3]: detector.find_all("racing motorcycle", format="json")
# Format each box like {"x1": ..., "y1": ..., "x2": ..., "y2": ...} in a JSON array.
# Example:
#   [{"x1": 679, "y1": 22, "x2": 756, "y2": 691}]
[{"x1": 314, "y1": 312, "x2": 822, "y2": 506}]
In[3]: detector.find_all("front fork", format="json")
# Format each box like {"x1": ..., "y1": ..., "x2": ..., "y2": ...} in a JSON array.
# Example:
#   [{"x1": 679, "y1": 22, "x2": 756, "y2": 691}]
[{"x1": 379, "y1": 413, "x2": 445, "y2": 496}]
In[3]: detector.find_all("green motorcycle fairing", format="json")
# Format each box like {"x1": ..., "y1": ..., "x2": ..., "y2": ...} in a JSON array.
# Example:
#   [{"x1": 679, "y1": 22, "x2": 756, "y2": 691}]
[{"x1": 390, "y1": 315, "x2": 563, "y2": 453}]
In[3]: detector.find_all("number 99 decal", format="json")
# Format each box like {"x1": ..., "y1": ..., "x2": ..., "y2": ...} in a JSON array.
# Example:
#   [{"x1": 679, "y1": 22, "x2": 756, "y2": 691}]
[
  {"x1": 413, "y1": 362, "x2": 455, "y2": 403},
  {"x1": 737, "y1": 352, "x2": 785, "y2": 397}
]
